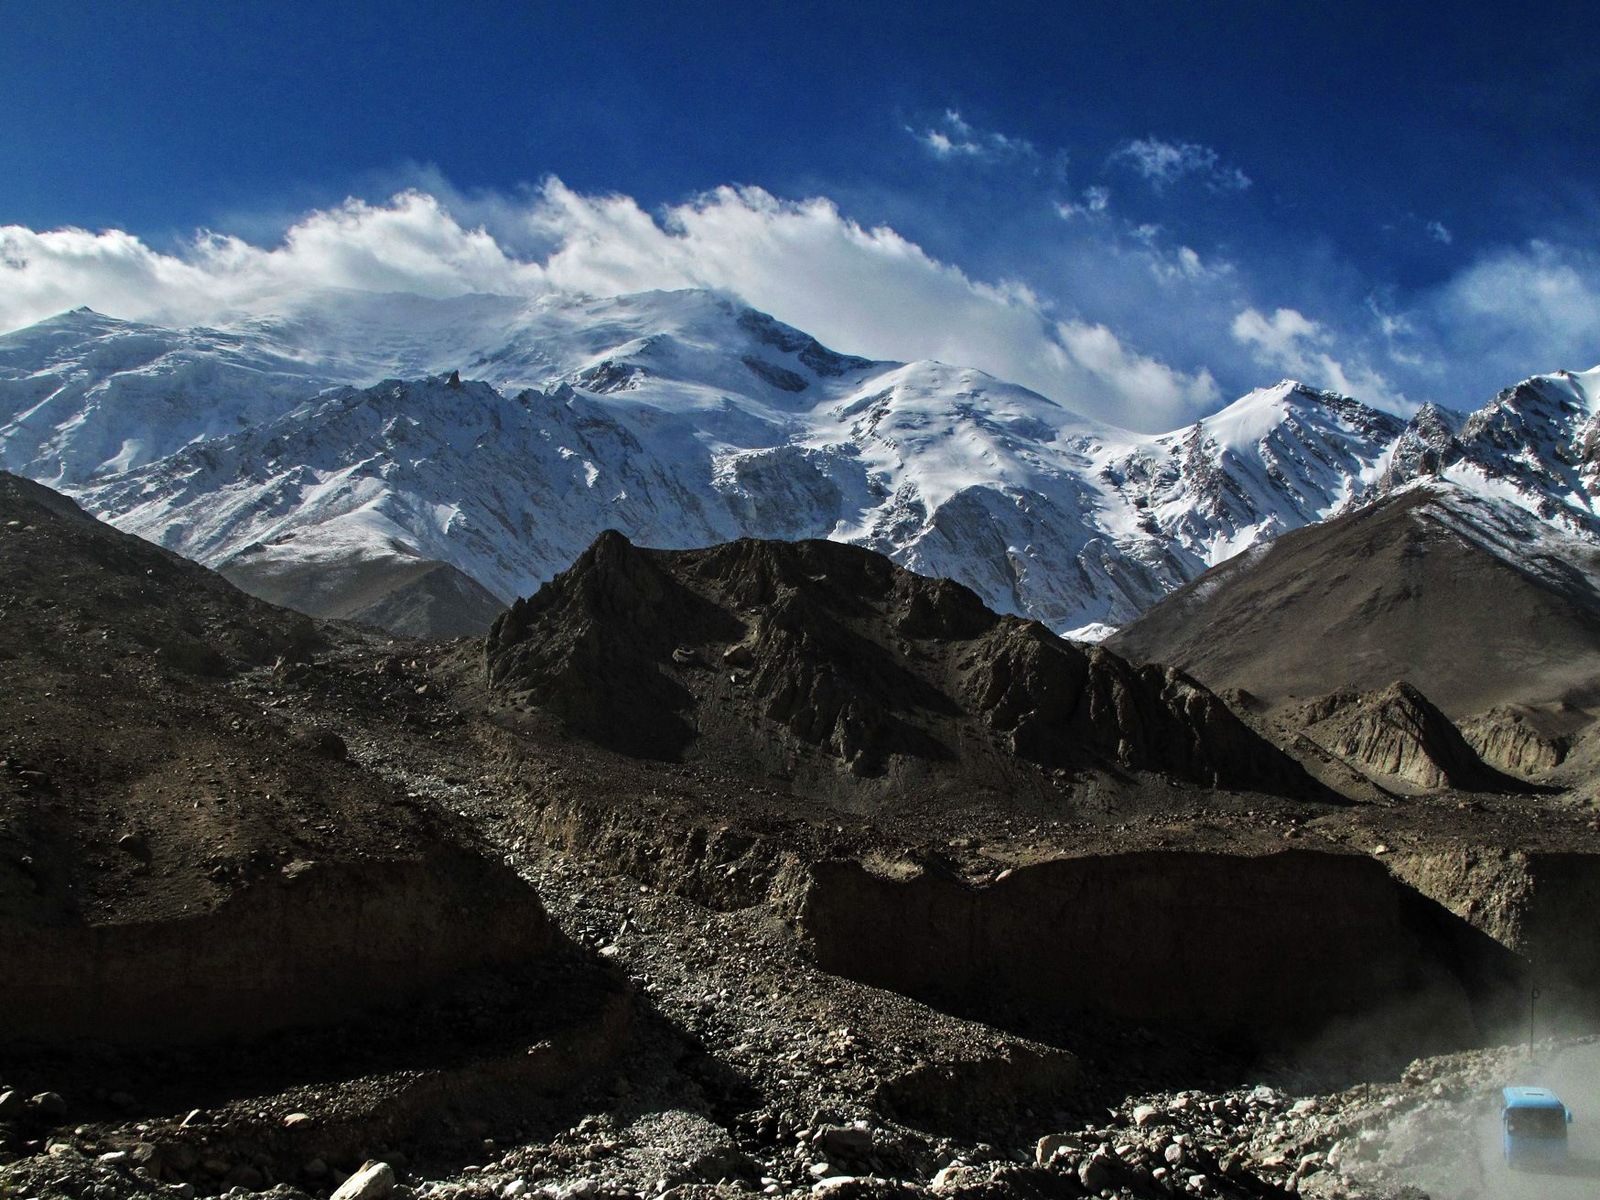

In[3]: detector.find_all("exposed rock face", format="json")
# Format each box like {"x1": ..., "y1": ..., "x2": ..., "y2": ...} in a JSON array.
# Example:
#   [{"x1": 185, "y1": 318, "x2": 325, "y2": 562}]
[
  {"x1": 794, "y1": 850, "x2": 1519, "y2": 1050},
  {"x1": 1376, "y1": 403, "x2": 1463, "y2": 490},
  {"x1": 1386, "y1": 848, "x2": 1600, "y2": 1026},
  {"x1": 1292, "y1": 681, "x2": 1514, "y2": 792},
  {"x1": 485, "y1": 533, "x2": 1316, "y2": 797},
  {"x1": 1457, "y1": 705, "x2": 1572, "y2": 776}
]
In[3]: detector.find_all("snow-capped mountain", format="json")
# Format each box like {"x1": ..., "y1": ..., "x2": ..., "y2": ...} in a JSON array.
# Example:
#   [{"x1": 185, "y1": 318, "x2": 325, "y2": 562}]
[
  {"x1": 1, "y1": 288, "x2": 1595, "y2": 639},
  {"x1": 1380, "y1": 368, "x2": 1600, "y2": 535}
]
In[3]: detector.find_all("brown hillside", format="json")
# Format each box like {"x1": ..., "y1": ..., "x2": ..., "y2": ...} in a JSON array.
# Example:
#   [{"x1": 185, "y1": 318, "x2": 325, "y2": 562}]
[{"x1": 1107, "y1": 486, "x2": 1600, "y2": 718}]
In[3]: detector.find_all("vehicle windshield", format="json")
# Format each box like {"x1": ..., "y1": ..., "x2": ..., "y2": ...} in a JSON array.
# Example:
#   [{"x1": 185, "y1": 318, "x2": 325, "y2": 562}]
[{"x1": 1506, "y1": 1107, "x2": 1567, "y2": 1138}]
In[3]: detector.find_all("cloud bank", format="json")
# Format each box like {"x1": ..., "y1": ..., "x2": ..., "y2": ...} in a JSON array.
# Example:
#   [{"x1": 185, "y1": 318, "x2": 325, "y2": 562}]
[
  {"x1": 0, "y1": 182, "x2": 1218, "y2": 430},
  {"x1": 2, "y1": 177, "x2": 1597, "y2": 430}
]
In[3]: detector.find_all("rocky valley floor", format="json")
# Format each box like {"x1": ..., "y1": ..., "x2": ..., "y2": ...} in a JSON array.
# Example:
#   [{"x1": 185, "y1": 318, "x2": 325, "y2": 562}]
[{"x1": 6, "y1": 476, "x2": 1600, "y2": 1200}]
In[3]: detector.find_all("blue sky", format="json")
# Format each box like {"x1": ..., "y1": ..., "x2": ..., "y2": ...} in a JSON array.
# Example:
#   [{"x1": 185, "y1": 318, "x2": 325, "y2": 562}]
[{"x1": 3, "y1": 0, "x2": 1598, "y2": 429}]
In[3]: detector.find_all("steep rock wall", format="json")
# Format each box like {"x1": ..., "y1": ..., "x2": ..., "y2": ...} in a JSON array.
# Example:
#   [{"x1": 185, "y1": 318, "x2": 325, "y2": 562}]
[
  {"x1": 794, "y1": 849, "x2": 1519, "y2": 1053},
  {"x1": 1390, "y1": 848, "x2": 1600, "y2": 1027},
  {"x1": 2, "y1": 851, "x2": 552, "y2": 1045}
]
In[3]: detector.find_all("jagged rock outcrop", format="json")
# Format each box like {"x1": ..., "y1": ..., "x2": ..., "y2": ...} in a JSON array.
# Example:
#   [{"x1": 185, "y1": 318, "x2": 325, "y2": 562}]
[
  {"x1": 1292, "y1": 681, "x2": 1516, "y2": 792},
  {"x1": 486, "y1": 532, "x2": 1317, "y2": 797},
  {"x1": 1376, "y1": 403, "x2": 1463, "y2": 490}
]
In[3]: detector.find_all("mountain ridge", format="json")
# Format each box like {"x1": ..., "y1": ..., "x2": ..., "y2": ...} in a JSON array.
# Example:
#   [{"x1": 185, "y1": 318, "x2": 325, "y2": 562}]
[
  {"x1": 1106, "y1": 479, "x2": 1600, "y2": 720},
  {"x1": 3, "y1": 289, "x2": 1598, "y2": 641},
  {"x1": 483, "y1": 529, "x2": 1320, "y2": 801}
]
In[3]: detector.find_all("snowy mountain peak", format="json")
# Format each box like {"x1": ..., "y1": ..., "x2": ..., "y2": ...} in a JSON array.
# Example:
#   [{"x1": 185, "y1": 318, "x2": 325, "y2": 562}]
[
  {"x1": 1197, "y1": 380, "x2": 1404, "y2": 448},
  {"x1": 1369, "y1": 364, "x2": 1600, "y2": 539},
  {"x1": 4, "y1": 288, "x2": 1597, "y2": 642}
]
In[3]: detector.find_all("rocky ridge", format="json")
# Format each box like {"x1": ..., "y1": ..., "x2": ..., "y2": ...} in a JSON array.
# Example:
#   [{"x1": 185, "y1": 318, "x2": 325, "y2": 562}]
[
  {"x1": 1456, "y1": 705, "x2": 1577, "y2": 778},
  {"x1": 483, "y1": 532, "x2": 1315, "y2": 799},
  {"x1": 1288, "y1": 682, "x2": 1518, "y2": 794}
]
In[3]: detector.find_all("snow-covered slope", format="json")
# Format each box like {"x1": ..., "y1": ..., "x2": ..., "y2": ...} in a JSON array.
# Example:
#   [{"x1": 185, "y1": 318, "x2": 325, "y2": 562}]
[
  {"x1": 1378, "y1": 366, "x2": 1600, "y2": 535},
  {"x1": 1, "y1": 289, "x2": 1594, "y2": 639},
  {"x1": 0, "y1": 307, "x2": 334, "y2": 485}
]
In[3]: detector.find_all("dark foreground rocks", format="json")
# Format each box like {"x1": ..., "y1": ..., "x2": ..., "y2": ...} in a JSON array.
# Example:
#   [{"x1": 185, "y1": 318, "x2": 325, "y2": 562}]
[
  {"x1": 0, "y1": 472, "x2": 554, "y2": 1046},
  {"x1": 8, "y1": 485, "x2": 1600, "y2": 1200}
]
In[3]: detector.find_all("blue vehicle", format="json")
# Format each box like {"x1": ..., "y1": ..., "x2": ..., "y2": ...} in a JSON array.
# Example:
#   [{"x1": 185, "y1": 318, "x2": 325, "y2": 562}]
[{"x1": 1501, "y1": 1086, "x2": 1572, "y2": 1169}]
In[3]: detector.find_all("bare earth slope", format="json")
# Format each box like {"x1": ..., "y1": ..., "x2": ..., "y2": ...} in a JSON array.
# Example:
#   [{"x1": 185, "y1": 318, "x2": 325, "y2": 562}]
[
  {"x1": 1107, "y1": 484, "x2": 1600, "y2": 718},
  {"x1": 0, "y1": 471, "x2": 551, "y2": 1044},
  {"x1": 220, "y1": 549, "x2": 506, "y2": 639}
]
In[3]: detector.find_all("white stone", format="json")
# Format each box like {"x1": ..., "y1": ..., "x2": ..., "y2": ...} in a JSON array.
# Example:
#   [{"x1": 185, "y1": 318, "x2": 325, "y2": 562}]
[
  {"x1": 1035, "y1": 1133, "x2": 1083, "y2": 1164},
  {"x1": 930, "y1": 1165, "x2": 982, "y2": 1194},
  {"x1": 330, "y1": 1161, "x2": 396, "y2": 1200}
]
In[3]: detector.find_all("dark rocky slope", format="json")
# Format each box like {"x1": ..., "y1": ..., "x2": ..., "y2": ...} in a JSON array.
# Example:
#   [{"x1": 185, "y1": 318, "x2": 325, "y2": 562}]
[
  {"x1": 484, "y1": 532, "x2": 1318, "y2": 802},
  {"x1": 0, "y1": 471, "x2": 550, "y2": 1044}
]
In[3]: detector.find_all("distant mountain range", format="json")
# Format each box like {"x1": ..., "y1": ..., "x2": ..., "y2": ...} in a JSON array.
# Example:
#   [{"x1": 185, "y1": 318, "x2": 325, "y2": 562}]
[{"x1": 2, "y1": 287, "x2": 1597, "y2": 649}]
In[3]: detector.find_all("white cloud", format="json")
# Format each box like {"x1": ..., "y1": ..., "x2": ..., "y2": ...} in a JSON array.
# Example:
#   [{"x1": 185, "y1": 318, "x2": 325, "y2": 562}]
[
  {"x1": 1113, "y1": 137, "x2": 1251, "y2": 192},
  {"x1": 0, "y1": 192, "x2": 541, "y2": 328},
  {"x1": 1148, "y1": 244, "x2": 1229, "y2": 285},
  {"x1": 532, "y1": 182, "x2": 1217, "y2": 427},
  {"x1": 1436, "y1": 241, "x2": 1600, "y2": 350},
  {"x1": 909, "y1": 110, "x2": 1036, "y2": 163},
  {"x1": 0, "y1": 180, "x2": 1217, "y2": 430},
  {"x1": 1055, "y1": 186, "x2": 1111, "y2": 220},
  {"x1": 1232, "y1": 306, "x2": 1407, "y2": 409},
  {"x1": 1054, "y1": 319, "x2": 1219, "y2": 420},
  {"x1": 1426, "y1": 220, "x2": 1453, "y2": 245},
  {"x1": 1232, "y1": 307, "x2": 1322, "y2": 361}
]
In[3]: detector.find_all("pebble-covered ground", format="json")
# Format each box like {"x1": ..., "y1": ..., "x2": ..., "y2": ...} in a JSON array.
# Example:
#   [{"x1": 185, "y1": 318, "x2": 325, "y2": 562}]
[{"x1": 4, "y1": 803, "x2": 1591, "y2": 1200}]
